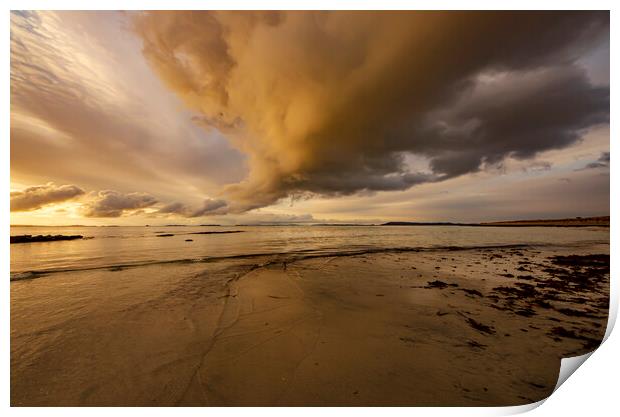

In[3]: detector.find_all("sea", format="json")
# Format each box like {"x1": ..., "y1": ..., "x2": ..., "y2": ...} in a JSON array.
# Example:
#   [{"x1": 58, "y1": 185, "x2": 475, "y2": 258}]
[{"x1": 10, "y1": 225, "x2": 610, "y2": 278}]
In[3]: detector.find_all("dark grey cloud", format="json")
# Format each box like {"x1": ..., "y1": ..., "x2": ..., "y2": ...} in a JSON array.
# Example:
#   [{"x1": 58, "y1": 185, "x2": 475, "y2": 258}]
[
  {"x1": 157, "y1": 201, "x2": 190, "y2": 215},
  {"x1": 134, "y1": 11, "x2": 609, "y2": 212},
  {"x1": 10, "y1": 183, "x2": 85, "y2": 211},
  {"x1": 414, "y1": 66, "x2": 609, "y2": 178},
  {"x1": 188, "y1": 199, "x2": 228, "y2": 217},
  {"x1": 81, "y1": 190, "x2": 158, "y2": 217},
  {"x1": 582, "y1": 151, "x2": 610, "y2": 169},
  {"x1": 156, "y1": 198, "x2": 228, "y2": 217}
]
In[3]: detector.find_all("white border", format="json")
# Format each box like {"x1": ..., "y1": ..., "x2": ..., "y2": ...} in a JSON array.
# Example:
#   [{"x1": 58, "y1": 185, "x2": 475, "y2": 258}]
[{"x1": 2, "y1": 1, "x2": 616, "y2": 416}]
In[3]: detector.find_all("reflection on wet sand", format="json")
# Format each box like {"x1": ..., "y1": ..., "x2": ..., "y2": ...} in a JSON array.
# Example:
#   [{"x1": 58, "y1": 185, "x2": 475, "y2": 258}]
[{"x1": 11, "y1": 243, "x2": 608, "y2": 406}]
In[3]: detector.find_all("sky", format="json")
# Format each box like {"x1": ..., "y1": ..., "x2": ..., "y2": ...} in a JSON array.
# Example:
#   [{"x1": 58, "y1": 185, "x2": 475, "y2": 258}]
[{"x1": 10, "y1": 11, "x2": 610, "y2": 225}]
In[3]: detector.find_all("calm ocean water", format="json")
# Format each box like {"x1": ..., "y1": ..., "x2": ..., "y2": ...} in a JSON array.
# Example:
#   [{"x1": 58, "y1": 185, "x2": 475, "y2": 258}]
[{"x1": 10, "y1": 225, "x2": 609, "y2": 277}]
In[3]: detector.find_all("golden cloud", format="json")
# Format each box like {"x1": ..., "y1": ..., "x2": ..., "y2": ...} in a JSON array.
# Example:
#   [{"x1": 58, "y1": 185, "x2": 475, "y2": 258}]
[{"x1": 133, "y1": 11, "x2": 609, "y2": 213}]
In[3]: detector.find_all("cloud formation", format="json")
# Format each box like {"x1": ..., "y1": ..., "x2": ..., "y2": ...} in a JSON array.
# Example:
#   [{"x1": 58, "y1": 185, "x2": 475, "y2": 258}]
[
  {"x1": 133, "y1": 11, "x2": 609, "y2": 212},
  {"x1": 10, "y1": 183, "x2": 85, "y2": 211},
  {"x1": 156, "y1": 198, "x2": 228, "y2": 217},
  {"x1": 10, "y1": 11, "x2": 246, "y2": 209},
  {"x1": 582, "y1": 152, "x2": 610, "y2": 169},
  {"x1": 81, "y1": 190, "x2": 158, "y2": 217}
]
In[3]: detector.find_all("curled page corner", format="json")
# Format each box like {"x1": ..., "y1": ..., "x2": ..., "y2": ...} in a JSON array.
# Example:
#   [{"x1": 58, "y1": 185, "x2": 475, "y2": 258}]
[
  {"x1": 501, "y1": 398, "x2": 548, "y2": 415},
  {"x1": 550, "y1": 306, "x2": 614, "y2": 395},
  {"x1": 602, "y1": 296, "x2": 618, "y2": 344},
  {"x1": 511, "y1": 305, "x2": 616, "y2": 414},
  {"x1": 553, "y1": 351, "x2": 595, "y2": 392},
  {"x1": 547, "y1": 248, "x2": 617, "y2": 398},
  {"x1": 497, "y1": 348, "x2": 599, "y2": 416},
  {"x1": 501, "y1": 351, "x2": 597, "y2": 415}
]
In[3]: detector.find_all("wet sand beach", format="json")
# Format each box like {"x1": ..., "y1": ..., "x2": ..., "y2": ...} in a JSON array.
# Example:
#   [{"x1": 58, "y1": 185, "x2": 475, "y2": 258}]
[{"x1": 11, "y1": 242, "x2": 609, "y2": 406}]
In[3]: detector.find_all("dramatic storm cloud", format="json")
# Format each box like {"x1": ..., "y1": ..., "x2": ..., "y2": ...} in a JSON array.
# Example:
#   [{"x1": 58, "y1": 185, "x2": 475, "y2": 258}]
[
  {"x1": 133, "y1": 11, "x2": 609, "y2": 212},
  {"x1": 10, "y1": 183, "x2": 85, "y2": 211},
  {"x1": 10, "y1": 11, "x2": 609, "y2": 225},
  {"x1": 81, "y1": 190, "x2": 158, "y2": 217}
]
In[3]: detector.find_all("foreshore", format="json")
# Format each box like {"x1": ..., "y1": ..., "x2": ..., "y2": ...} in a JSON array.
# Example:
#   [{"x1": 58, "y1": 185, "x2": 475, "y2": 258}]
[{"x1": 11, "y1": 243, "x2": 609, "y2": 406}]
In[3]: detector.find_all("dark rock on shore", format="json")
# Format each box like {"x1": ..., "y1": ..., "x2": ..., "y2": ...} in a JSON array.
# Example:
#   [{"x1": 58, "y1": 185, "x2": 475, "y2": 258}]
[
  {"x1": 482, "y1": 252, "x2": 609, "y2": 352},
  {"x1": 189, "y1": 230, "x2": 244, "y2": 235},
  {"x1": 465, "y1": 317, "x2": 495, "y2": 335},
  {"x1": 10, "y1": 235, "x2": 83, "y2": 244},
  {"x1": 459, "y1": 288, "x2": 483, "y2": 297},
  {"x1": 548, "y1": 326, "x2": 601, "y2": 350},
  {"x1": 549, "y1": 254, "x2": 609, "y2": 270},
  {"x1": 425, "y1": 280, "x2": 458, "y2": 289}
]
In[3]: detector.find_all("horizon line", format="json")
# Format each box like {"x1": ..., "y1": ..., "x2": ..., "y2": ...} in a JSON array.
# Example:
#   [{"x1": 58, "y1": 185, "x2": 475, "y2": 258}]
[{"x1": 9, "y1": 215, "x2": 611, "y2": 228}]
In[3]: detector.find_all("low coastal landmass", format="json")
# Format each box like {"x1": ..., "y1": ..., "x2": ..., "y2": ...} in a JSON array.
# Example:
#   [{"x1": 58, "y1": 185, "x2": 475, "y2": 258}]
[
  {"x1": 480, "y1": 216, "x2": 610, "y2": 227},
  {"x1": 383, "y1": 216, "x2": 609, "y2": 227}
]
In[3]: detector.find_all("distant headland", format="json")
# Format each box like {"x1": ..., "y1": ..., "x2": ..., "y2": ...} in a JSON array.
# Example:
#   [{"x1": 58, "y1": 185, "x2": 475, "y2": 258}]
[{"x1": 382, "y1": 216, "x2": 609, "y2": 227}]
